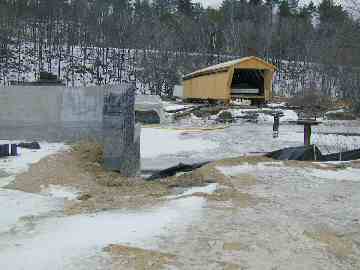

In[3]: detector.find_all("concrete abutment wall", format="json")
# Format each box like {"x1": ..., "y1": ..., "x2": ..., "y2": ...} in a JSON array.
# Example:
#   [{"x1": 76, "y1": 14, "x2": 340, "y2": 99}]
[{"x1": 0, "y1": 85, "x2": 140, "y2": 176}]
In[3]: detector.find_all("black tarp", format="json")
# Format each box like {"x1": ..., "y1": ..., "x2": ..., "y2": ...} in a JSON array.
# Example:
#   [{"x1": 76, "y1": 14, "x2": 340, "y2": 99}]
[
  {"x1": 266, "y1": 145, "x2": 323, "y2": 161},
  {"x1": 18, "y1": 142, "x2": 41, "y2": 150},
  {"x1": 322, "y1": 148, "x2": 360, "y2": 161},
  {"x1": 267, "y1": 145, "x2": 360, "y2": 162},
  {"x1": 146, "y1": 161, "x2": 210, "y2": 181}
]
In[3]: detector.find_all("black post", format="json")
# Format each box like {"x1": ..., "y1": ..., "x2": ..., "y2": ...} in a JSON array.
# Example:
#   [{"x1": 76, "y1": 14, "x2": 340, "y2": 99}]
[
  {"x1": 10, "y1": 144, "x2": 18, "y2": 156},
  {"x1": 304, "y1": 124, "x2": 312, "y2": 146},
  {"x1": 273, "y1": 114, "x2": 280, "y2": 138}
]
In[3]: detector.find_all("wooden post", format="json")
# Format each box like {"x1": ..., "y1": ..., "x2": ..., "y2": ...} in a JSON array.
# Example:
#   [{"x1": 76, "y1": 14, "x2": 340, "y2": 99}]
[{"x1": 297, "y1": 119, "x2": 321, "y2": 146}]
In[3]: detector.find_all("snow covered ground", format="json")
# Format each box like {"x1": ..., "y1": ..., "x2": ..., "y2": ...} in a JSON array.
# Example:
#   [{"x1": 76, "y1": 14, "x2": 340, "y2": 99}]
[
  {"x1": 141, "y1": 127, "x2": 219, "y2": 159},
  {"x1": 142, "y1": 104, "x2": 359, "y2": 169},
  {"x1": 0, "y1": 143, "x2": 68, "y2": 234},
  {"x1": 1, "y1": 116, "x2": 360, "y2": 269},
  {"x1": 0, "y1": 194, "x2": 212, "y2": 270},
  {"x1": 0, "y1": 140, "x2": 218, "y2": 270},
  {"x1": 40, "y1": 184, "x2": 81, "y2": 200},
  {"x1": 141, "y1": 123, "x2": 305, "y2": 170},
  {"x1": 141, "y1": 120, "x2": 359, "y2": 169}
]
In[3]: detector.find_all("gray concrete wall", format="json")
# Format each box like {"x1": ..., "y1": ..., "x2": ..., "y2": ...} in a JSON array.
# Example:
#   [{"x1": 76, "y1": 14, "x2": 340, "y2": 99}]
[
  {"x1": 0, "y1": 85, "x2": 108, "y2": 142},
  {"x1": 0, "y1": 84, "x2": 140, "y2": 176},
  {"x1": 0, "y1": 86, "x2": 104, "y2": 123}
]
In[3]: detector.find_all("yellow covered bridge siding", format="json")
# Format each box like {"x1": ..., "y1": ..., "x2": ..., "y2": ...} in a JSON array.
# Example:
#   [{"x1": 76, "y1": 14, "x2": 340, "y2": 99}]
[{"x1": 182, "y1": 56, "x2": 277, "y2": 104}]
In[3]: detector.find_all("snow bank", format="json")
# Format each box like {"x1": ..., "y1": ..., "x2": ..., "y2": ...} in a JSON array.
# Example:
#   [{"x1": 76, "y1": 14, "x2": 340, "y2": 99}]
[{"x1": 141, "y1": 128, "x2": 218, "y2": 158}]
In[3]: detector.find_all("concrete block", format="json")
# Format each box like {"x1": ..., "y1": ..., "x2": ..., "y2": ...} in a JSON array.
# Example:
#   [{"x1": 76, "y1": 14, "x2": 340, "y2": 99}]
[{"x1": 102, "y1": 84, "x2": 140, "y2": 176}]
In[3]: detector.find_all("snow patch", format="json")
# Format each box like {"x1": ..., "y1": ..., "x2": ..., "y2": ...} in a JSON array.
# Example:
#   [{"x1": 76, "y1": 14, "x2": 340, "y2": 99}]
[
  {"x1": 310, "y1": 167, "x2": 360, "y2": 181},
  {"x1": 0, "y1": 196, "x2": 207, "y2": 270},
  {"x1": 0, "y1": 189, "x2": 63, "y2": 234},
  {"x1": 220, "y1": 108, "x2": 298, "y2": 123},
  {"x1": 166, "y1": 183, "x2": 218, "y2": 199},
  {"x1": 258, "y1": 109, "x2": 298, "y2": 123},
  {"x1": 141, "y1": 128, "x2": 218, "y2": 158},
  {"x1": 0, "y1": 141, "x2": 68, "y2": 177},
  {"x1": 325, "y1": 109, "x2": 345, "y2": 115},
  {"x1": 41, "y1": 185, "x2": 80, "y2": 200},
  {"x1": 280, "y1": 110, "x2": 299, "y2": 122},
  {"x1": 257, "y1": 113, "x2": 274, "y2": 123},
  {"x1": 266, "y1": 102, "x2": 287, "y2": 108},
  {"x1": 217, "y1": 162, "x2": 284, "y2": 177}
]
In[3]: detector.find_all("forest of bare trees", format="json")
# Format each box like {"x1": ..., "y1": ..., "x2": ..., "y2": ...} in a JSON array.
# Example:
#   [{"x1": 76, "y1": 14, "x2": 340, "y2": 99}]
[{"x1": 0, "y1": 0, "x2": 359, "y2": 108}]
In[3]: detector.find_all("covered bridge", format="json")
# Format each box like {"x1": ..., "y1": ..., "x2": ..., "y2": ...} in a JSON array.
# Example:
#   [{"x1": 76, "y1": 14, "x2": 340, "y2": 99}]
[{"x1": 182, "y1": 56, "x2": 276, "y2": 104}]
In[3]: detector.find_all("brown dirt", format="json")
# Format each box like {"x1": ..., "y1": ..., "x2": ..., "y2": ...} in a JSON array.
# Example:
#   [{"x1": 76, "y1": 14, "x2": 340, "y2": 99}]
[
  {"x1": 6, "y1": 141, "x2": 170, "y2": 214},
  {"x1": 351, "y1": 160, "x2": 360, "y2": 169},
  {"x1": 6, "y1": 141, "x2": 348, "y2": 216},
  {"x1": 104, "y1": 244, "x2": 243, "y2": 270},
  {"x1": 7, "y1": 141, "x2": 260, "y2": 215},
  {"x1": 304, "y1": 230, "x2": 353, "y2": 258},
  {"x1": 103, "y1": 244, "x2": 176, "y2": 270},
  {"x1": 223, "y1": 242, "x2": 243, "y2": 252}
]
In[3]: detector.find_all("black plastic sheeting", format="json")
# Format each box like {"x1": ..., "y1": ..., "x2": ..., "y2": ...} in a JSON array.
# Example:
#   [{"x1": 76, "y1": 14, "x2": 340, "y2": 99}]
[
  {"x1": 267, "y1": 145, "x2": 360, "y2": 162},
  {"x1": 322, "y1": 148, "x2": 360, "y2": 161},
  {"x1": 146, "y1": 161, "x2": 210, "y2": 181},
  {"x1": 266, "y1": 145, "x2": 323, "y2": 161},
  {"x1": 18, "y1": 142, "x2": 41, "y2": 150}
]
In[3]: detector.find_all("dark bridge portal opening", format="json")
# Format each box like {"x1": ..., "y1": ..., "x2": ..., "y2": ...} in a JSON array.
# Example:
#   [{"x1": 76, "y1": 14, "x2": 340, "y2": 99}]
[{"x1": 231, "y1": 69, "x2": 264, "y2": 97}]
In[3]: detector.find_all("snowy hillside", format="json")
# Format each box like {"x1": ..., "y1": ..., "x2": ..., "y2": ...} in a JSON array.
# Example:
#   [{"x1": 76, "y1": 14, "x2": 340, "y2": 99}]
[{"x1": 0, "y1": 43, "x2": 344, "y2": 98}]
